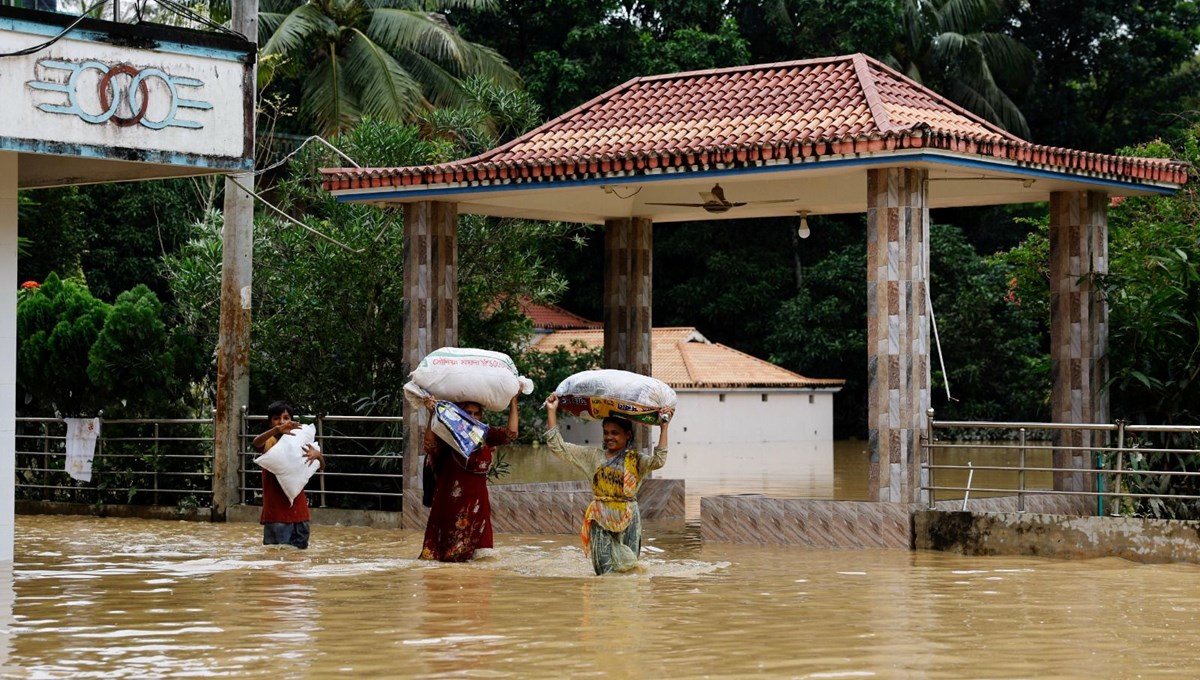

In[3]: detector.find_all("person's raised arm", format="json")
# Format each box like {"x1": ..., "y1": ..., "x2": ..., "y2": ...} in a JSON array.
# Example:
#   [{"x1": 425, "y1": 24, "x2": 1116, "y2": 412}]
[
  {"x1": 545, "y1": 393, "x2": 559, "y2": 430},
  {"x1": 252, "y1": 419, "x2": 300, "y2": 452},
  {"x1": 656, "y1": 407, "x2": 674, "y2": 450},
  {"x1": 506, "y1": 395, "x2": 519, "y2": 439}
]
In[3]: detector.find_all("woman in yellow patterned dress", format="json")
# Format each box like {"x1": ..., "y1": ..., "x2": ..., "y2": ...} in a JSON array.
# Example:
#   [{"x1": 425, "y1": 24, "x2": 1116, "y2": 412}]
[{"x1": 543, "y1": 394, "x2": 674, "y2": 575}]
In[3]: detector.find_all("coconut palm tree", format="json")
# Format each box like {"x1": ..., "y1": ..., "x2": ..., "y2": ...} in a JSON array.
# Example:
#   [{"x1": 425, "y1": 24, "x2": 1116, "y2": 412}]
[
  {"x1": 888, "y1": 0, "x2": 1033, "y2": 138},
  {"x1": 259, "y1": 0, "x2": 519, "y2": 136}
]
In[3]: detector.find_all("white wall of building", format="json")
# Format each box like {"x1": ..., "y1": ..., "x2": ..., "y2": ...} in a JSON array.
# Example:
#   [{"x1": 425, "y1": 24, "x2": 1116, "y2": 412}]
[
  {"x1": 0, "y1": 152, "x2": 16, "y2": 562},
  {"x1": 556, "y1": 388, "x2": 838, "y2": 447}
]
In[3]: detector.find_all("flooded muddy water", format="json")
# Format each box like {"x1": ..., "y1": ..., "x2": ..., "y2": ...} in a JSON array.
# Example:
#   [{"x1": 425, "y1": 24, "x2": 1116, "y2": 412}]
[{"x1": 4, "y1": 514, "x2": 1200, "y2": 678}]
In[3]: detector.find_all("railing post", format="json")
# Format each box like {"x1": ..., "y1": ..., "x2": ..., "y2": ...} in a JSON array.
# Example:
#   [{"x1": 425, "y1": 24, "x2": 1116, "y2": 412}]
[
  {"x1": 316, "y1": 414, "x2": 326, "y2": 508},
  {"x1": 41, "y1": 421, "x2": 50, "y2": 501},
  {"x1": 1113, "y1": 419, "x2": 1126, "y2": 517},
  {"x1": 238, "y1": 406, "x2": 247, "y2": 505},
  {"x1": 925, "y1": 408, "x2": 935, "y2": 509},
  {"x1": 1018, "y1": 427, "x2": 1026, "y2": 513},
  {"x1": 153, "y1": 422, "x2": 160, "y2": 507}
]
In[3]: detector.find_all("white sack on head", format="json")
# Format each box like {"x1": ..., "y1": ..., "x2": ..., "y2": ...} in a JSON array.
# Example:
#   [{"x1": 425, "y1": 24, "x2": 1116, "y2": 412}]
[
  {"x1": 408, "y1": 347, "x2": 535, "y2": 412},
  {"x1": 253, "y1": 423, "x2": 320, "y2": 504},
  {"x1": 554, "y1": 369, "x2": 677, "y2": 425}
]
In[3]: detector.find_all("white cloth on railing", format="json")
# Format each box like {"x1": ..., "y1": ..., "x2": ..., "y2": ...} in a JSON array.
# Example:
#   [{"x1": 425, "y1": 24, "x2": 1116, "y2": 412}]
[{"x1": 64, "y1": 417, "x2": 100, "y2": 483}]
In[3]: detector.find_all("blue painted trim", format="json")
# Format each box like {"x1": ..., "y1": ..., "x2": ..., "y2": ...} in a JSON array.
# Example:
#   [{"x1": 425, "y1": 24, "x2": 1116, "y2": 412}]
[
  {"x1": 0, "y1": 17, "x2": 249, "y2": 61},
  {"x1": 332, "y1": 151, "x2": 1179, "y2": 203},
  {"x1": 0, "y1": 136, "x2": 252, "y2": 170}
]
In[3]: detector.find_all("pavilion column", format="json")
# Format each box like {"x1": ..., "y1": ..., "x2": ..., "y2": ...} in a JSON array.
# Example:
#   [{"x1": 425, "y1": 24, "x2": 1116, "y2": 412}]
[
  {"x1": 401, "y1": 201, "x2": 458, "y2": 519},
  {"x1": 866, "y1": 167, "x2": 930, "y2": 504},
  {"x1": 0, "y1": 153, "x2": 15, "y2": 562},
  {"x1": 1049, "y1": 191, "x2": 1109, "y2": 494},
  {"x1": 602, "y1": 217, "x2": 653, "y2": 375}
]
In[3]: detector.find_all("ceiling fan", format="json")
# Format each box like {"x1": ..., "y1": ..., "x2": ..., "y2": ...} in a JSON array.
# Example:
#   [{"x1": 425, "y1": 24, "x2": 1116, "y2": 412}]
[{"x1": 645, "y1": 183, "x2": 798, "y2": 214}]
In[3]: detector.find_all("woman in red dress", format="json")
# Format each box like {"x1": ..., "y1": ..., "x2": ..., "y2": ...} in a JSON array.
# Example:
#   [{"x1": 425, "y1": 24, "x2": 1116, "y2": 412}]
[{"x1": 419, "y1": 396, "x2": 518, "y2": 562}]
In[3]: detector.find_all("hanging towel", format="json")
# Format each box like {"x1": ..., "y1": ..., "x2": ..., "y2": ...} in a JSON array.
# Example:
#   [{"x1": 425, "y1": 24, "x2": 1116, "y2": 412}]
[{"x1": 64, "y1": 417, "x2": 100, "y2": 483}]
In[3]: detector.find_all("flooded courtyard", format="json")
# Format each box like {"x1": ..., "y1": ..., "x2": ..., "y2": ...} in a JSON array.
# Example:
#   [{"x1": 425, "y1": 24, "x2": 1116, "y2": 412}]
[{"x1": 4, "y1": 512, "x2": 1200, "y2": 678}]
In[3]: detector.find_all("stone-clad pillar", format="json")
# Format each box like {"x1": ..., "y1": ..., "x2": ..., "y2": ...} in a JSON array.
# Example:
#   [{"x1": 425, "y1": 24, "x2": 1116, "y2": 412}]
[
  {"x1": 0, "y1": 153, "x2": 16, "y2": 562},
  {"x1": 603, "y1": 217, "x2": 653, "y2": 376},
  {"x1": 402, "y1": 201, "x2": 458, "y2": 521},
  {"x1": 1049, "y1": 191, "x2": 1109, "y2": 494},
  {"x1": 866, "y1": 168, "x2": 930, "y2": 503}
]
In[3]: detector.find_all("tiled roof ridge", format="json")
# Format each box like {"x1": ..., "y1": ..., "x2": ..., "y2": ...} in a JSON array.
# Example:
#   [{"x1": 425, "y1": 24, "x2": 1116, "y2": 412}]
[
  {"x1": 858, "y1": 53, "x2": 1023, "y2": 143},
  {"x1": 677, "y1": 334, "x2": 701, "y2": 385},
  {"x1": 850, "y1": 53, "x2": 896, "y2": 134}
]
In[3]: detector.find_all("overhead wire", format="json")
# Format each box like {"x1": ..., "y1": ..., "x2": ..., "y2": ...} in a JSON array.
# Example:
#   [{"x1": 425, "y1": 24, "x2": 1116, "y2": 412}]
[{"x1": 0, "y1": 0, "x2": 110, "y2": 58}]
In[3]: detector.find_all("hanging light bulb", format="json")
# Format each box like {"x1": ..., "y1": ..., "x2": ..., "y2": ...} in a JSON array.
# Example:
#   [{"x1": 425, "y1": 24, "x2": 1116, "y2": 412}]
[{"x1": 797, "y1": 211, "x2": 811, "y2": 239}]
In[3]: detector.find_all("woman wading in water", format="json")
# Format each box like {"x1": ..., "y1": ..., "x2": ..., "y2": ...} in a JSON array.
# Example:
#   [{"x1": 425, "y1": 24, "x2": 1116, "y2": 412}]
[{"x1": 542, "y1": 394, "x2": 674, "y2": 575}]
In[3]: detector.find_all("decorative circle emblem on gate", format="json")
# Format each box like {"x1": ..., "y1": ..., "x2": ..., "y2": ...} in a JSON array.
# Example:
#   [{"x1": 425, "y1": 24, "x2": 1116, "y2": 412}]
[{"x1": 29, "y1": 59, "x2": 213, "y2": 130}]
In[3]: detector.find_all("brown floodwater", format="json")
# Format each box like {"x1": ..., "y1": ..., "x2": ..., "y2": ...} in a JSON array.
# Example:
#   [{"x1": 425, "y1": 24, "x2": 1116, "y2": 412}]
[{"x1": 4, "y1": 513, "x2": 1200, "y2": 678}]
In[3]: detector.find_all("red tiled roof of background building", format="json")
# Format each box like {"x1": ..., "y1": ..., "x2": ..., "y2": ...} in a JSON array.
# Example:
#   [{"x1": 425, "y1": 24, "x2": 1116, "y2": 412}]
[
  {"x1": 530, "y1": 327, "x2": 845, "y2": 390},
  {"x1": 321, "y1": 53, "x2": 1189, "y2": 191},
  {"x1": 519, "y1": 297, "x2": 602, "y2": 330}
]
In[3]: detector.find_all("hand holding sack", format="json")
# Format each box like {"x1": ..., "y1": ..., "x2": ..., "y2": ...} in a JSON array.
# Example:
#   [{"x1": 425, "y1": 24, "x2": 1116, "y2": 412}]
[
  {"x1": 253, "y1": 423, "x2": 321, "y2": 505},
  {"x1": 553, "y1": 369, "x2": 677, "y2": 425}
]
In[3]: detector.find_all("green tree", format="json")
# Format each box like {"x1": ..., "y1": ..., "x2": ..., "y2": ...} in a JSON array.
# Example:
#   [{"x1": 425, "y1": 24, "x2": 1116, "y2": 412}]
[
  {"x1": 87, "y1": 285, "x2": 207, "y2": 417},
  {"x1": 887, "y1": 0, "x2": 1034, "y2": 137},
  {"x1": 1012, "y1": 0, "x2": 1200, "y2": 151},
  {"x1": 17, "y1": 273, "x2": 111, "y2": 416},
  {"x1": 259, "y1": 0, "x2": 519, "y2": 136}
]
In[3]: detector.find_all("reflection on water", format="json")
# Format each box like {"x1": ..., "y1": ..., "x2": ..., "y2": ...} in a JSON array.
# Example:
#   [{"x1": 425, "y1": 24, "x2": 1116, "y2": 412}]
[{"x1": 5, "y1": 514, "x2": 1200, "y2": 677}]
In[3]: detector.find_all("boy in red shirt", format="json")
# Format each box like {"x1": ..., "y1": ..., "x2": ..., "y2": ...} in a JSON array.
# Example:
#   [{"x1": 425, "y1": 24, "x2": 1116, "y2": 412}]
[{"x1": 252, "y1": 401, "x2": 325, "y2": 549}]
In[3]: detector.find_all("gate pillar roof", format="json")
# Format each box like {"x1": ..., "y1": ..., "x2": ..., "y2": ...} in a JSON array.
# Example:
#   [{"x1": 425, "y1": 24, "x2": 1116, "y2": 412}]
[{"x1": 322, "y1": 53, "x2": 1187, "y2": 221}]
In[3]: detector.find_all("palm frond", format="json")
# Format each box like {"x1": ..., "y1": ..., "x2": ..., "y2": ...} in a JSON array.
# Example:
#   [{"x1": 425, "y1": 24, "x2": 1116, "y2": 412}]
[
  {"x1": 934, "y1": 0, "x2": 999, "y2": 34},
  {"x1": 262, "y1": 3, "x2": 339, "y2": 57},
  {"x1": 973, "y1": 32, "x2": 1036, "y2": 79},
  {"x1": 389, "y1": 46, "x2": 470, "y2": 108},
  {"x1": 303, "y1": 45, "x2": 363, "y2": 136},
  {"x1": 369, "y1": 9, "x2": 471, "y2": 72},
  {"x1": 343, "y1": 30, "x2": 429, "y2": 122}
]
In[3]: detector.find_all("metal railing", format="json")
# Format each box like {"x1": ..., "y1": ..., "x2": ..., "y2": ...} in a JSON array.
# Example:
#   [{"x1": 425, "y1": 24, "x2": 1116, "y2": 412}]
[
  {"x1": 923, "y1": 409, "x2": 1200, "y2": 517},
  {"x1": 14, "y1": 411, "x2": 406, "y2": 513},
  {"x1": 15, "y1": 417, "x2": 216, "y2": 509}
]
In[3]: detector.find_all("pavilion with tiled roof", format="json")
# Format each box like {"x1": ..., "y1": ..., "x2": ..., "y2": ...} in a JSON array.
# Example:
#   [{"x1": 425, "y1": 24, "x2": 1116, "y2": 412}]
[{"x1": 323, "y1": 53, "x2": 1189, "y2": 510}]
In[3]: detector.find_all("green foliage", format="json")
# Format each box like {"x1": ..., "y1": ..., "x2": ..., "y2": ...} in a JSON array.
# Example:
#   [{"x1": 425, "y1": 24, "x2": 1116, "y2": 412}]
[
  {"x1": 887, "y1": 0, "x2": 1034, "y2": 136},
  {"x1": 769, "y1": 223, "x2": 1049, "y2": 437},
  {"x1": 259, "y1": 0, "x2": 520, "y2": 136},
  {"x1": 1012, "y1": 0, "x2": 1200, "y2": 151},
  {"x1": 17, "y1": 273, "x2": 111, "y2": 416},
  {"x1": 87, "y1": 285, "x2": 206, "y2": 417},
  {"x1": 511, "y1": 341, "x2": 604, "y2": 442},
  {"x1": 167, "y1": 107, "x2": 585, "y2": 416},
  {"x1": 17, "y1": 274, "x2": 206, "y2": 418},
  {"x1": 1097, "y1": 127, "x2": 1200, "y2": 427},
  {"x1": 929, "y1": 225, "x2": 1047, "y2": 423},
  {"x1": 19, "y1": 180, "x2": 207, "y2": 303}
]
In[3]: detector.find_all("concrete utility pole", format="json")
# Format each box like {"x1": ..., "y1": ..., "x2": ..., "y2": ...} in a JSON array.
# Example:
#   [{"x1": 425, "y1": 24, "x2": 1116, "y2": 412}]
[{"x1": 212, "y1": 0, "x2": 257, "y2": 520}]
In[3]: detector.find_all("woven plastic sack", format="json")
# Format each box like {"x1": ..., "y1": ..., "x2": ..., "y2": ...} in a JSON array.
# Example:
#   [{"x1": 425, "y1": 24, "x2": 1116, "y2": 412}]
[
  {"x1": 554, "y1": 369, "x2": 677, "y2": 425},
  {"x1": 253, "y1": 424, "x2": 320, "y2": 504},
  {"x1": 408, "y1": 347, "x2": 534, "y2": 412},
  {"x1": 430, "y1": 400, "x2": 488, "y2": 459}
]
